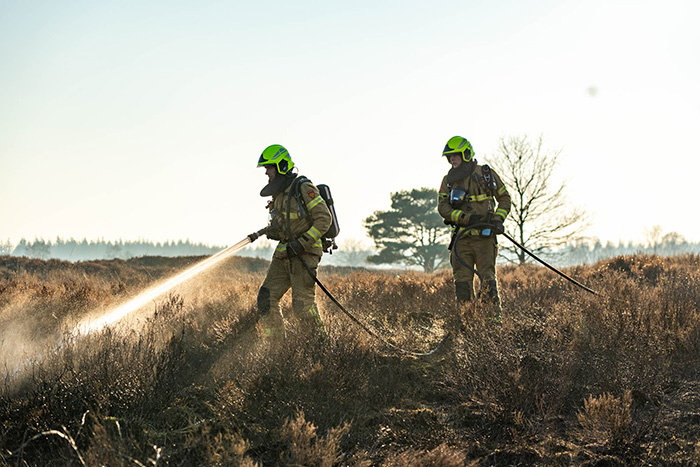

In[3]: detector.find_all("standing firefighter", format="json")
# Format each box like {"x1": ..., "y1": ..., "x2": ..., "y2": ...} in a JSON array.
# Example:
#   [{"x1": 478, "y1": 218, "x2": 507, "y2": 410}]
[
  {"x1": 437, "y1": 136, "x2": 511, "y2": 315},
  {"x1": 256, "y1": 144, "x2": 332, "y2": 338}
]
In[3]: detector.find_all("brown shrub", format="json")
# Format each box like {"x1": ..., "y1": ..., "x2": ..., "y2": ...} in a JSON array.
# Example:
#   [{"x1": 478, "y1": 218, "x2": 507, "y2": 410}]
[
  {"x1": 2, "y1": 253, "x2": 700, "y2": 465},
  {"x1": 278, "y1": 410, "x2": 350, "y2": 467},
  {"x1": 577, "y1": 391, "x2": 633, "y2": 446}
]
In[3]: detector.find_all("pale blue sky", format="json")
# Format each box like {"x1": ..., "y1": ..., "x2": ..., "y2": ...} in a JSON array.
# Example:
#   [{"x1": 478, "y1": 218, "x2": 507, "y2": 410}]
[{"x1": 2, "y1": 0, "x2": 699, "y2": 248}]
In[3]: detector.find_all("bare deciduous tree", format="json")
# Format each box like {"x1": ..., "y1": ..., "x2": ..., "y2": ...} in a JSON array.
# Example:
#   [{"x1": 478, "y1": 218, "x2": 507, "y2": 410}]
[
  {"x1": 643, "y1": 225, "x2": 663, "y2": 254},
  {"x1": 0, "y1": 239, "x2": 13, "y2": 255},
  {"x1": 661, "y1": 231, "x2": 686, "y2": 255},
  {"x1": 490, "y1": 135, "x2": 590, "y2": 264}
]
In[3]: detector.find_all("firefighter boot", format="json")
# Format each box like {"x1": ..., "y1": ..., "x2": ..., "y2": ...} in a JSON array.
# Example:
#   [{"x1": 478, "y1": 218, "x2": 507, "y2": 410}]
[
  {"x1": 257, "y1": 286, "x2": 284, "y2": 339},
  {"x1": 292, "y1": 298, "x2": 326, "y2": 341},
  {"x1": 455, "y1": 281, "x2": 474, "y2": 303},
  {"x1": 483, "y1": 279, "x2": 502, "y2": 324}
]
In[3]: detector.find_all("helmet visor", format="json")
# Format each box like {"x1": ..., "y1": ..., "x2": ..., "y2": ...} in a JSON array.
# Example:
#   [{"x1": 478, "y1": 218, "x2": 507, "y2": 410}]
[
  {"x1": 257, "y1": 154, "x2": 272, "y2": 167},
  {"x1": 443, "y1": 147, "x2": 472, "y2": 162}
]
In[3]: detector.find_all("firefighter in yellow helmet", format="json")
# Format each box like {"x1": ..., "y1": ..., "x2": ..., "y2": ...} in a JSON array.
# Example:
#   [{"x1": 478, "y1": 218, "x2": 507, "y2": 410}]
[
  {"x1": 256, "y1": 144, "x2": 332, "y2": 338},
  {"x1": 437, "y1": 136, "x2": 511, "y2": 315}
]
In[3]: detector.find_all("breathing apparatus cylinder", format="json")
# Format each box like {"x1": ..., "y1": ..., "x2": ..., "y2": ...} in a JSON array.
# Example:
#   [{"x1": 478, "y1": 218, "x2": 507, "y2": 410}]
[{"x1": 318, "y1": 184, "x2": 340, "y2": 239}]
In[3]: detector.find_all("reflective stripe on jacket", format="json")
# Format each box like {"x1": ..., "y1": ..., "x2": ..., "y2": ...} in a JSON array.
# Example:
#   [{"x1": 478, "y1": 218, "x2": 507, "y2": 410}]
[{"x1": 438, "y1": 164, "x2": 511, "y2": 235}]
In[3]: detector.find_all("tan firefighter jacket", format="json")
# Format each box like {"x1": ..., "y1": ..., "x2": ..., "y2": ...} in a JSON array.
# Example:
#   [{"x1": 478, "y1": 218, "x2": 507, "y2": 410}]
[
  {"x1": 266, "y1": 176, "x2": 332, "y2": 259},
  {"x1": 438, "y1": 162, "x2": 511, "y2": 236}
]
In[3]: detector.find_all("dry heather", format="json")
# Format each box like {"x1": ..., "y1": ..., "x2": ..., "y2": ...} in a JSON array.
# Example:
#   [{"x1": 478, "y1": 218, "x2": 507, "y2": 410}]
[{"x1": 1, "y1": 253, "x2": 700, "y2": 466}]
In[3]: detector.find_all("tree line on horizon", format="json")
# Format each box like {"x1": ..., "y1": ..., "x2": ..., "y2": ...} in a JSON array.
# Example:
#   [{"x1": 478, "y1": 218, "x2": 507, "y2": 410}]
[
  {"x1": 2, "y1": 226, "x2": 698, "y2": 269},
  {"x1": 0, "y1": 237, "x2": 223, "y2": 262}
]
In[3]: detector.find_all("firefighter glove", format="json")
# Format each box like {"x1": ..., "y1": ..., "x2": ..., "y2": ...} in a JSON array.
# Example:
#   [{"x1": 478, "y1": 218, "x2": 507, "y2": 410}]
[
  {"x1": 492, "y1": 219, "x2": 504, "y2": 235},
  {"x1": 265, "y1": 225, "x2": 283, "y2": 241},
  {"x1": 286, "y1": 239, "x2": 304, "y2": 258}
]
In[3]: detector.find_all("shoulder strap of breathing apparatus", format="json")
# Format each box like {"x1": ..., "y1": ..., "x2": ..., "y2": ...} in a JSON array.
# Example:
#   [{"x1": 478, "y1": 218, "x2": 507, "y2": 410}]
[
  {"x1": 481, "y1": 164, "x2": 497, "y2": 197},
  {"x1": 290, "y1": 175, "x2": 311, "y2": 222},
  {"x1": 480, "y1": 164, "x2": 496, "y2": 233}
]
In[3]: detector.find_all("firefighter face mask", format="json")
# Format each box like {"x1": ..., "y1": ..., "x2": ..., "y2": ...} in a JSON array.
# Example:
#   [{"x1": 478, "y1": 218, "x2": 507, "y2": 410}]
[
  {"x1": 446, "y1": 159, "x2": 476, "y2": 184},
  {"x1": 260, "y1": 172, "x2": 296, "y2": 197}
]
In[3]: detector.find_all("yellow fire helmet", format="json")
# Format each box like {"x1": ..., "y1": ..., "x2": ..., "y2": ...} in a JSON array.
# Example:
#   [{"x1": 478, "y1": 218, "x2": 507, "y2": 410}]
[
  {"x1": 257, "y1": 144, "x2": 294, "y2": 175},
  {"x1": 442, "y1": 136, "x2": 474, "y2": 163}
]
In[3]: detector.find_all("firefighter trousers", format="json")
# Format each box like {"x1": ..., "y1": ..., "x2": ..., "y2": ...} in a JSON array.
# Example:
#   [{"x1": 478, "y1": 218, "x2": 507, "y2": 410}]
[
  {"x1": 450, "y1": 235, "x2": 501, "y2": 308},
  {"x1": 257, "y1": 254, "x2": 323, "y2": 337}
]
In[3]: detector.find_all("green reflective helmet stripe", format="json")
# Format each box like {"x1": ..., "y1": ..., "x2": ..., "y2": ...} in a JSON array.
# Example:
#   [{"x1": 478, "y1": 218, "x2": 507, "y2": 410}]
[
  {"x1": 442, "y1": 136, "x2": 474, "y2": 162},
  {"x1": 257, "y1": 144, "x2": 295, "y2": 174}
]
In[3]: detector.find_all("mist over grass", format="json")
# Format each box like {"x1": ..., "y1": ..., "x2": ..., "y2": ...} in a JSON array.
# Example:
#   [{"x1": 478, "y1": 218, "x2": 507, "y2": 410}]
[{"x1": 1, "y1": 254, "x2": 700, "y2": 465}]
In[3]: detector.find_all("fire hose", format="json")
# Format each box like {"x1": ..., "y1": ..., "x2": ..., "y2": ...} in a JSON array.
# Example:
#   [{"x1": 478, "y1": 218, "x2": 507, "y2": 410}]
[
  {"x1": 448, "y1": 222, "x2": 597, "y2": 296},
  {"x1": 248, "y1": 228, "x2": 450, "y2": 357},
  {"x1": 248, "y1": 219, "x2": 598, "y2": 356}
]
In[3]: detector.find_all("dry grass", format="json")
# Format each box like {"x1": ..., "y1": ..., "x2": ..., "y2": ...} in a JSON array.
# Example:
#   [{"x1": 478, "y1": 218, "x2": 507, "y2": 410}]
[{"x1": 1, "y1": 253, "x2": 700, "y2": 465}]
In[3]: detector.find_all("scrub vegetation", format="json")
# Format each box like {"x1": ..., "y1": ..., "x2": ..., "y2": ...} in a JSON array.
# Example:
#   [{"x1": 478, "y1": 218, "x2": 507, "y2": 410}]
[{"x1": 1, "y1": 253, "x2": 700, "y2": 466}]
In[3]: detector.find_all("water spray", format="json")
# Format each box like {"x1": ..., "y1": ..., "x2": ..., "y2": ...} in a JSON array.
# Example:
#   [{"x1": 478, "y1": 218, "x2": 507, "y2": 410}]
[
  {"x1": 2, "y1": 230, "x2": 267, "y2": 381},
  {"x1": 76, "y1": 228, "x2": 268, "y2": 334}
]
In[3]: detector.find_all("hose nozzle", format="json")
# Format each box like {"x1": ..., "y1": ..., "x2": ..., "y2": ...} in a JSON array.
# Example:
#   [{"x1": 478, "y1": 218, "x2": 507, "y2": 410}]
[{"x1": 247, "y1": 227, "x2": 269, "y2": 243}]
